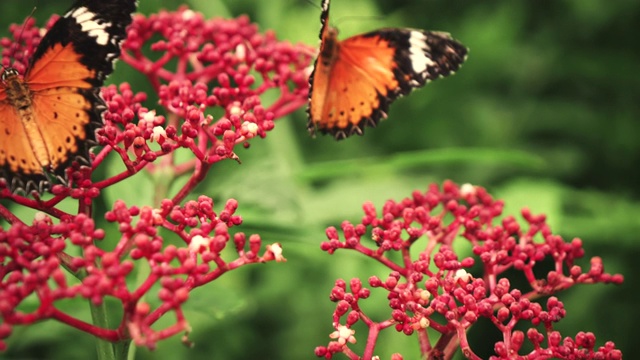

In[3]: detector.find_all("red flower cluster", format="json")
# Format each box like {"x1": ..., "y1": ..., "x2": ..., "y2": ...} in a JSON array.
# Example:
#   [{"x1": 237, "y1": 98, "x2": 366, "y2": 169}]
[
  {"x1": 0, "y1": 198, "x2": 285, "y2": 350},
  {"x1": 0, "y1": 6, "x2": 307, "y2": 352},
  {"x1": 96, "y1": 7, "x2": 313, "y2": 202},
  {"x1": 316, "y1": 181, "x2": 623, "y2": 359}
]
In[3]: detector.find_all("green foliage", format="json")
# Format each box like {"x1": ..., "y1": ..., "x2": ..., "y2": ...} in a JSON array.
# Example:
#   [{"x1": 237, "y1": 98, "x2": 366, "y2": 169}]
[{"x1": 2, "y1": 0, "x2": 638, "y2": 359}]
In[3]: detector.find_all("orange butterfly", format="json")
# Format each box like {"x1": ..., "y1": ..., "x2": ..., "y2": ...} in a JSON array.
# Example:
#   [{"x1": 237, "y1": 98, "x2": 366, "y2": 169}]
[
  {"x1": 307, "y1": 0, "x2": 468, "y2": 140},
  {"x1": 0, "y1": 1, "x2": 136, "y2": 194}
]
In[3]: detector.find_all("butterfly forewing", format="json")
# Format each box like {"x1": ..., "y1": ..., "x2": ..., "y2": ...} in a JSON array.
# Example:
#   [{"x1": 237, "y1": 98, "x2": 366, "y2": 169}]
[{"x1": 26, "y1": 41, "x2": 97, "y2": 90}]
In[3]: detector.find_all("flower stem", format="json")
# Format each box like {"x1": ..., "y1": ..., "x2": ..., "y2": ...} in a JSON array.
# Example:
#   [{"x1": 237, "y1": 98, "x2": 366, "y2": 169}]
[{"x1": 91, "y1": 300, "x2": 116, "y2": 360}]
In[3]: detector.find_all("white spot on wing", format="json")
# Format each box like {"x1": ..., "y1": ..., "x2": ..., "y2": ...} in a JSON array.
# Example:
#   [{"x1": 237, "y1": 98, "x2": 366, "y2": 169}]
[
  {"x1": 69, "y1": 7, "x2": 113, "y2": 46},
  {"x1": 408, "y1": 31, "x2": 435, "y2": 75}
]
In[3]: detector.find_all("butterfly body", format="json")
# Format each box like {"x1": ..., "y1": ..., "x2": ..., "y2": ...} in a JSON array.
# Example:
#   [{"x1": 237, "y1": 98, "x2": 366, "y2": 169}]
[
  {"x1": 307, "y1": 0, "x2": 468, "y2": 139},
  {"x1": 2, "y1": 69, "x2": 33, "y2": 115},
  {"x1": 0, "y1": 0, "x2": 136, "y2": 194}
]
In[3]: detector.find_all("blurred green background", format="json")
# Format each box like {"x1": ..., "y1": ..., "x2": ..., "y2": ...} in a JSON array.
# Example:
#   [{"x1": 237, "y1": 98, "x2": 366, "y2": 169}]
[{"x1": 1, "y1": 0, "x2": 638, "y2": 359}]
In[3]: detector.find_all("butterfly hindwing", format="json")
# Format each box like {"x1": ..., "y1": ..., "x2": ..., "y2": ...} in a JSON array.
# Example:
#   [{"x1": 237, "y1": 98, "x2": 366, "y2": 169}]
[
  {"x1": 33, "y1": 87, "x2": 96, "y2": 163},
  {"x1": 0, "y1": 101, "x2": 43, "y2": 177},
  {"x1": 307, "y1": 0, "x2": 468, "y2": 140},
  {"x1": 0, "y1": 0, "x2": 136, "y2": 194}
]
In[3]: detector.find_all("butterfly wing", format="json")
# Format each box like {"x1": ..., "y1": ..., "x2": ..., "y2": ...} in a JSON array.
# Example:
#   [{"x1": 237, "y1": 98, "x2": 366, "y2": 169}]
[
  {"x1": 0, "y1": 0, "x2": 136, "y2": 194},
  {"x1": 308, "y1": 32, "x2": 399, "y2": 139},
  {"x1": 307, "y1": 0, "x2": 468, "y2": 139},
  {"x1": 377, "y1": 29, "x2": 468, "y2": 86},
  {"x1": 0, "y1": 99, "x2": 47, "y2": 189}
]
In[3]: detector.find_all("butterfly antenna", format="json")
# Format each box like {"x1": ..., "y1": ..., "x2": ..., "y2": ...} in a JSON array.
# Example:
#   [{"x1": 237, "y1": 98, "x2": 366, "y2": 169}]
[
  {"x1": 2, "y1": 6, "x2": 36, "y2": 72},
  {"x1": 333, "y1": 15, "x2": 386, "y2": 29},
  {"x1": 10, "y1": 7, "x2": 38, "y2": 63},
  {"x1": 303, "y1": 0, "x2": 322, "y2": 10}
]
